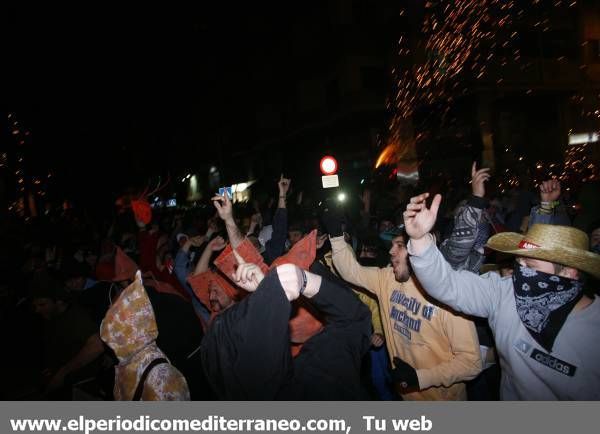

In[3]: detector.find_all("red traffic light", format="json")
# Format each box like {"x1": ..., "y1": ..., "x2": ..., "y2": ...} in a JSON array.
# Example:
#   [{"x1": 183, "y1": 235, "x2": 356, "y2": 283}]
[{"x1": 320, "y1": 156, "x2": 338, "y2": 175}]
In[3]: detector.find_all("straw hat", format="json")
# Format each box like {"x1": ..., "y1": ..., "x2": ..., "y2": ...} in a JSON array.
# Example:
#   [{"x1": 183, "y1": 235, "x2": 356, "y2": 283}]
[{"x1": 486, "y1": 224, "x2": 600, "y2": 279}]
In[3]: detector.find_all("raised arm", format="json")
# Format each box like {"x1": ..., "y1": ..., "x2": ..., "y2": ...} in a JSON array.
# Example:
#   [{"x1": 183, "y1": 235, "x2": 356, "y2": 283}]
[
  {"x1": 329, "y1": 237, "x2": 386, "y2": 298},
  {"x1": 439, "y1": 162, "x2": 489, "y2": 271},
  {"x1": 193, "y1": 236, "x2": 226, "y2": 276},
  {"x1": 212, "y1": 193, "x2": 244, "y2": 248},
  {"x1": 404, "y1": 193, "x2": 502, "y2": 319},
  {"x1": 174, "y1": 235, "x2": 206, "y2": 283},
  {"x1": 264, "y1": 175, "x2": 291, "y2": 263},
  {"x1": 528, "y1": 179, "x2": 571, "y2": 228},
  {"x1": 305, "y1": 271, "x2": 371, "y2": 331},
  {"x1": 322, "y1": 206, "x2": 385, "y2": 297}
]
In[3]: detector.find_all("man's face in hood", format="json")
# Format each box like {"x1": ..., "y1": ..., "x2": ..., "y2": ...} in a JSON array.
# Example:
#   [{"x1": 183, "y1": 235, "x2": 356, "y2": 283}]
[{"x1": 208, "y1": 281, "x2": 234, "y2": 313}]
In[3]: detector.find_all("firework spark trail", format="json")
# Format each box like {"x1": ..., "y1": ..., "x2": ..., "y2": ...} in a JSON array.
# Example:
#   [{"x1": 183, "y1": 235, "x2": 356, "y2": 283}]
[
  {"x1": 390, "y1": 0, "x2": 515, "y2": 136},
  {"x1": 383, "y1": 1, "x2": 597, "y2": 187}
]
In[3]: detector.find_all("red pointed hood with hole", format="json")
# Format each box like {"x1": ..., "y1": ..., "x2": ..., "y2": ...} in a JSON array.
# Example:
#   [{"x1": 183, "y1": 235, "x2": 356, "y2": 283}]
[
  {"x1": 192, "y1": 232, "x2": 324, "y2": 345},
  {"x1": 112, "y1": 247, "x2": 186, "y2": 300},
  {"x1": 269, "y1": 230, "x2": 317, "y2": 270},
  {"x1": 112, "y1": 247, "x2": 138, "y2": 282},
  {"x1": 195, "y1": 239, "x2": 262, "y2": 309},
  {"x1": 214, "y1": 238, "x2": 269, "y2": 278},
  {"x1": 131, "y1": 199, "x2": 153, "y2": 225},
  {"x1": 270, "y1": 230, "x2": 324, "y2": 344},
  {"x1": 187, "y1": 269, "x2": 245, "y2": 316}
]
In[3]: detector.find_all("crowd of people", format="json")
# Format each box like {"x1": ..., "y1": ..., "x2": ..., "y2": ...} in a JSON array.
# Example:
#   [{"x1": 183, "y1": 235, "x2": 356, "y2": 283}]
[{"x1": 0, "y1": 163, "x2": 599, "y2": 401}]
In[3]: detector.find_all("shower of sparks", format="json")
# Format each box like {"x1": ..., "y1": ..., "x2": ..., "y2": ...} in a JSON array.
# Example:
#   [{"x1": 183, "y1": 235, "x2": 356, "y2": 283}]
[
  {"x1": 389, "y1": 0, "x2": 516, "y2": 143},
  {"x1": 384, "y1": 0, "x2": 596, "y2": 192}
]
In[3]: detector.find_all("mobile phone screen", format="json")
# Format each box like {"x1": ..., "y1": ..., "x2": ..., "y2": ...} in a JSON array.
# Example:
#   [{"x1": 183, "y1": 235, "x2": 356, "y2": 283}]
[{"x1": 218, "y1": 187, "x2": 233, "y2": 199}]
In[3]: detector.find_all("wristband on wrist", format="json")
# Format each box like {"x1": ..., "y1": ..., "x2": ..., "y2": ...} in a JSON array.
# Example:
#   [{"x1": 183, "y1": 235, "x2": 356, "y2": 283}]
[
  {"x1": 540, "y1": 200, "x2": 560, "y2": 208},
  {"x1": 467, "y1": 195, "x2": 489, "y2": 209},
  {"x1": 299, "y1": 269, "x2": 307, "y2": 295},
  {"x1": 539, "y1": 200, "x2": 559, "y2": 214}
]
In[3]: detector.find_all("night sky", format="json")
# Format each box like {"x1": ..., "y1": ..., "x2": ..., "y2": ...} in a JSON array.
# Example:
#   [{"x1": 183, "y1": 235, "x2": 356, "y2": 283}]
[{"x1": 4, "y1": 3, "x2": 299, "y2": 203}]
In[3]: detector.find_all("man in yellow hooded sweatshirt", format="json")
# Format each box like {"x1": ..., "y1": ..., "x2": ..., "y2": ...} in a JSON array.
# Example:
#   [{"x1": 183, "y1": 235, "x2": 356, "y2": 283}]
[{"x1": 323, "y1": 212, "x2": 481, "y2": 400}]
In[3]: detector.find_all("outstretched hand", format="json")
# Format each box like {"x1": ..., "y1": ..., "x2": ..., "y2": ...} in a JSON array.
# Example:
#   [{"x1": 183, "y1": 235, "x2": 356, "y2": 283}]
[
  {"x1": 207, "y1": 236, "x2": 227, "y2": 252},
  {"x1": 316, "y1": 233, "x2": 328, "y2": 250},
  {"x1": 471, "y1": 162, "x2": 490, "y2": 198},
  {"x1": 403, "y1": 193, "x2": 442, "y2": 241},
  {"x1": 212, "y1": 193, "x2": 234, "y2": 222},
  {"x1": 231, "y1": 249, "x2": 264, "y2": 292},
  {"x1": 278, "y1": 174, "x2": 291, "y2": 197},
  {"x1": 540, "y1": 179, "x2": 561, "y2": 202}
]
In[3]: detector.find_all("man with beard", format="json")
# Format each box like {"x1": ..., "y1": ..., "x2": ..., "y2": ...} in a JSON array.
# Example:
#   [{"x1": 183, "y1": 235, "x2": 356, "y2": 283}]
[
  {"x1": 323, "y1": 211, "x2": 481, "y2": 400},
  {"x1": 404, "y1": 192, "x2": 600, "y2": 400}
]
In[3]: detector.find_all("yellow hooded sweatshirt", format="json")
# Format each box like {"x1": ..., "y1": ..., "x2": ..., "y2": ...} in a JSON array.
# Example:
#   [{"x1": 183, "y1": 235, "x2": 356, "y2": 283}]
[{"x1": 330, "y1": 236, "x2": 481, "y2": 400}]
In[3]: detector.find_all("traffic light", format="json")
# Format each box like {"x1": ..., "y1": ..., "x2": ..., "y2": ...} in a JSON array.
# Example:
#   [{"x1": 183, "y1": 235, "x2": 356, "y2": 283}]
[{"x1": 320, "y1": 155, "x2": 339, "y2": 188}]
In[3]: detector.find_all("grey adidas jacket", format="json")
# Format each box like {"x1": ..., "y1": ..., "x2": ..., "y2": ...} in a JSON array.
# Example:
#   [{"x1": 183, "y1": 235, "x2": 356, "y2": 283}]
[{"x1": 408, "y1": 237, "x2": 600, "y2": 400}]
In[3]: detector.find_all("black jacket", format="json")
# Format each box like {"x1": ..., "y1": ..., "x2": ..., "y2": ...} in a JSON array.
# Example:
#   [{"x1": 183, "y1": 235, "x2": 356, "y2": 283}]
[{"x1": 201, "y1": 267, "x2": 371, "y2": 400}]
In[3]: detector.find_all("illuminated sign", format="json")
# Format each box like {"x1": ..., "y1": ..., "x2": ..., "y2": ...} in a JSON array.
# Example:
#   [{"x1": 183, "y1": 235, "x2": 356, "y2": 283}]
[
  {"x1": 568, "y1": 132, "x2": 599, "y2": 145},
  {"x1": 320, "y1": 156, "x2": 338, "y2": 175}
]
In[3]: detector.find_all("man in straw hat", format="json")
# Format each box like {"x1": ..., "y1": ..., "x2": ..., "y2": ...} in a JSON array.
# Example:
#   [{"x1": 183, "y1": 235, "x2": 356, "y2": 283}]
[{"x1": 404, "y1": 192, "x2": 600, "y2": 400}]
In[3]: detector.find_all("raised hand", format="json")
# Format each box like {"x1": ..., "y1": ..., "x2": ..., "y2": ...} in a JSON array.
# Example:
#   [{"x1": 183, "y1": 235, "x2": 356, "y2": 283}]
[
  {"x1": 212, "y1": 193, "x2": 233, "y2": 222},
  {"x1": 250, "y1": 212, "x2": 262, "y2": 227},
  {"x1": 231, "y1": 249, "x2": 264, "y2": 292},
  {"x1": 539, "y1": 179, "x2": 561, "y2": 202},
  {"x1": 207, "y1": 236, "x2": 227, "y2": 252},
  {"x1": 278, "y1": 174, "x2": 291, "y2": 197},
  {"x1": 471, "y1": 162, "x2": 491, "y2": 198},
  {"x1": 316, "y1": 233, "x2": 328, "y2": 249},
  {"x1": 403, "y1": 193, "x2": 442, "y2": 241}
]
